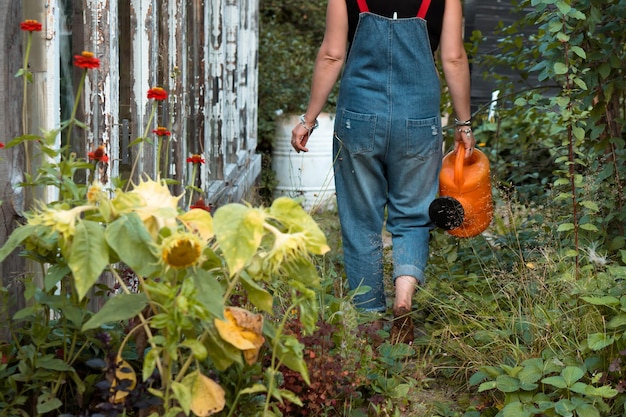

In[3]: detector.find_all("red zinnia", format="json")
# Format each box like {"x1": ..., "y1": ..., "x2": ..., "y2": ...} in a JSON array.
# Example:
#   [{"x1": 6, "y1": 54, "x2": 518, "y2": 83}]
[
  {"x1": 0, "y1": 143, "x2": 4, "y2": 149},
  {"x1": 74, "y1": 51, "x2": 100, "y2": 69},
  {"x1": 147, "y1": 87, "x2": 168, "y2": 101},
  {"x1": 186, "y1": 154, "x2": 205, "y2": 165},
  {"x1": 190, "y1": 198, "x2": 212, "y2": 212},
  {"x1": 88, "y1": 145, "x2": 109, "y2": 163},
  {"x1": 153, "y1": 127, "x2": 171, "y2": 137},
  {"x1": 20, "y1": 20, "x2": 42, "y2": 32}
]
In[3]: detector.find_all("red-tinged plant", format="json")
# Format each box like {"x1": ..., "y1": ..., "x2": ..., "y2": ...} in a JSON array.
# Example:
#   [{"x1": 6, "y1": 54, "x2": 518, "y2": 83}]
[
  {"x1": 73, "y1": 51, "x2": 100, "y2": 69},
  {"x1": 190, "y1": 197, "x2": 212, "y2": 212},
  {"x1": 147, "y1": 87, "x2": 168, "y2": 101},
  {"x1": 20, "y1": 19, "x2": 42, "y2": 32},
  {"x1": 152, "y1": 126, "x2": 171, "y2": 137},
  {"x1": 88, "y1": 145, "x2": 109, "y2": 163}
]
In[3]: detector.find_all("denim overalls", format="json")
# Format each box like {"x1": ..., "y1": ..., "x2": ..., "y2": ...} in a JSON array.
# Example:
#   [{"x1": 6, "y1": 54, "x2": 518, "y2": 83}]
[{"x1": 333, "y1": 0, "x2": 443, "y2": 312}]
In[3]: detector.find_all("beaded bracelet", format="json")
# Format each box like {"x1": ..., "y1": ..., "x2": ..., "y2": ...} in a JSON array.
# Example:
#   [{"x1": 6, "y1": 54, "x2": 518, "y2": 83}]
[
  {"x1": 454, "y1": 118, "x2": 472, "y2": 127},
  {"x1": 299, "y1": 114, "x2": 319, "y2": 134}
]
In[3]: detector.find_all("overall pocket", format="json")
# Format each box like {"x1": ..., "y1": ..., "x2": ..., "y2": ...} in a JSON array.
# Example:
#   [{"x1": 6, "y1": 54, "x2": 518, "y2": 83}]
[
  {"x1": 405, "y1": 115, "x2": 443, "y2": 159},
  {"x1": 335, "y1": 109, "x2": 377, "y2": 155}
]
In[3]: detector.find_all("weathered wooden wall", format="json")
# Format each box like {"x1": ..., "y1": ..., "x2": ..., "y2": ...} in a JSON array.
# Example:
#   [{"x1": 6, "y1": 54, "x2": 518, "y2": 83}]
[{"x1": 77, "y1": 0, "x2": 261, "y2": 204}]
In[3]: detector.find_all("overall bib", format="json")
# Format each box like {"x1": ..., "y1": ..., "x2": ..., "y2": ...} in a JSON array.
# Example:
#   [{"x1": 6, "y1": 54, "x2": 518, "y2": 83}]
[{"x1": 333, "y1": 0, "x2": 443, "y2": 311}]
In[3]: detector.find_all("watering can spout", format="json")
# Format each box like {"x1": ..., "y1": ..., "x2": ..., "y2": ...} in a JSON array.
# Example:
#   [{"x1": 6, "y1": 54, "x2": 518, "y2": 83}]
[{"x1": 428, "y1": 147, "x2": 493, "y2": 238}]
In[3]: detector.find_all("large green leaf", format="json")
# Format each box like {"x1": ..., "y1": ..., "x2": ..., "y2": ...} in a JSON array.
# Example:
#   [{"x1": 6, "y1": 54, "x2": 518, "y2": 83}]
[
  {"x1": 82, "y1": 293, "x2": 148, "y2": 331},
  {"x1": 0, "y1": 224, "x2": 38, "y2": 263},
  {"x1": 269, "y1": 197, "x2": 330, "y2": 255},
  {"x1": 192, "y1": 269, "x2": 225, "y2": 319},
  {"x1": 240, "y1": 271, "x2": 274, "y2": 313},
  {"x1": 105, "y1": 213, "x2": 161, "y2": 277},
  {"x1": 213, "y1": 204, "x2": 265, "y2": 276},
  {"x1": 68, "y1": 220, "x2": 109, "y2": 300}
]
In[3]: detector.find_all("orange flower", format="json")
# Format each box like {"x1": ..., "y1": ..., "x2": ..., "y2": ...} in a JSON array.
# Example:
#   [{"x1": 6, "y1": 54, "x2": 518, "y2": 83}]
[
  {"x1": 74, "y1": 51, "x2": 100, "y2": 69},
  {"x1": 88, "y1": 145, "x2": 109, "y2": 163},
  {"x1": 147, "y1": 87, "x2": 168, "y2": 101},
  {"x1": 20, "y1": 20, "x2": 42, "y2": 32},
  {"x1": 186, "y1": 154, "x2": 205, "y2": 165},
  {"x1": 190, "y1": 197, "x2": 212, "y2": 212},
  {"x1": 152, "y1": 126, "x2": 171, "y2": 137}
]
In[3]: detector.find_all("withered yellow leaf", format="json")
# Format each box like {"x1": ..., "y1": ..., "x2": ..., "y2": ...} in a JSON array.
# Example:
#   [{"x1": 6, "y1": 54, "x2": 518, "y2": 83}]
[
  {"x1": 109, "y1": 356, "x2": 137, "y2": 403},
  {"x1": 182, "y1": 371, "x2": 226, "y2": 416},
  {"x1": 214, "y1": 307, "x2": 265, "y2": 364},
  {"x1": 178, "y1": 209, "x2": 214, "y2": 241}
]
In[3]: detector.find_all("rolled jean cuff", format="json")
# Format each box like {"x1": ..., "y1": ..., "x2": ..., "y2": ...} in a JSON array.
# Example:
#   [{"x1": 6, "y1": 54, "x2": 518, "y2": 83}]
[{"x1": 393, "y1": 265, "x2": 425, "y2": 286}]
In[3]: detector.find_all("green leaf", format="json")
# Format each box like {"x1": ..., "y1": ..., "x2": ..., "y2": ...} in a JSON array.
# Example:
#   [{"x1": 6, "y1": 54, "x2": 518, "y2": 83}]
[
  {"x1": 68, "y1": 221, "x2": 109, "y2": 301},
  {"x1": 585, "y1": 385, "x2": 618, "y2": 399},
  {"x1": 579, "y1": 223, "x2": 598, "y2": 232},
  {"x1": 581, "y1": 296, "x2": 619, "y2": 307},
  {"x1": 269, "y1": 197, "x2": 330, "y2": 255},
  {"x1": 180, "y1": 339, "x2": 208, "y2": 360},
  {"x1": 171, "y1": 381, "x2": 192, "y2": 416},
  {"x1": 213, "y1": 204, "x2": 265, "y2": 276},
  {"x1": 542, "y1": 375, "x2": 567, "y2": 389},
  {"x1": 501, "y1": 402, "x2": 531, "y2": 417},
  {"x1": 44, "y1": 264, "x2": 71, "y2": 292},
  {"x1": 82, "y1": 293, "x2": 148, "y2": 331},
  {"x1": 36, "y1": 393, "x2": 63, "y2": 414},
  {"x1": 554, "y1": 62, "x2": 569, "y2": 75},
  {"x1": 554, "y1": 398, "x2": 575, "y2": 416},
  {"x1": 37, "y1": 357, "x2": 74, "y2": 371},
  {"x1": 557, "y1": 223, "x2": 575, "y2": 232},
  {"x1": 496, "y1": 375, "x2": 520, "y2": 393},
  {"x1": 571, "y1": 46, "x2": 586, "y2": 59},
  {"x1": 587, "y1": 333, "x2": 615, "y2": 351},
  {"x1": 203, "y1": 322, "x2": 242, "y2": 371},
  {"x1": 0, "y1": 224, "x2": 38, "y2": 263},
  {"x1": 575, "y1": 403, "x2": 600, "y2": 417},
  {"x1": 478, "y1": 381, "x2": 497, "y2": 392},
  {"x1": 143, "y1": 348, "x2": 160, "y2": 382},
  {"x1": 192, "y1": 269, "x2": 225, "y2": 319},
  {"x1": 240, "y1": 272, "x2": 274, "y2": 313},
  {"x1": 105, "y1": 213, "x2": 161, "y2": 277},
  {"x1": 239, "y1": 383, "x2": 267, "y2": 395},
  {"x1": 607, "y1": 313, "x2": 626, "y2": 329}
]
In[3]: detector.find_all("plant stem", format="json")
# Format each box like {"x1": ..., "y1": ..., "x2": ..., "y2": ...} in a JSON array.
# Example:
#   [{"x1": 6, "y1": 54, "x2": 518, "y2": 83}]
[
  {"x1": 65, "y1": 69, "x2": 87, "y2": 161},
  {"x1": 127, "y1": 102, "x2": 157, "y2": 189}
]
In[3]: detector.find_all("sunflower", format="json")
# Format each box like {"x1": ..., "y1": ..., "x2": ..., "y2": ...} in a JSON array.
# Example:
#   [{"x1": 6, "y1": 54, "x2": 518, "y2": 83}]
[{"x1": 160, "y1": 231, "x2": 204, "y2": 269}]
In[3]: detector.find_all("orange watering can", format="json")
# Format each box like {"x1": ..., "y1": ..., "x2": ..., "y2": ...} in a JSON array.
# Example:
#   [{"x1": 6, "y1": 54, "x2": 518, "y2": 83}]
[{"x1": 428, "y1": 146, "x2": 493, "y2": 237}]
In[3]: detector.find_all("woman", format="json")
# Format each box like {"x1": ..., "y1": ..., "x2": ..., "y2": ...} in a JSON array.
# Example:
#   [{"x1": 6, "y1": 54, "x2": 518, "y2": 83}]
[{"x1": 291, "y1": 0, "x2": 474, "y2": 344}]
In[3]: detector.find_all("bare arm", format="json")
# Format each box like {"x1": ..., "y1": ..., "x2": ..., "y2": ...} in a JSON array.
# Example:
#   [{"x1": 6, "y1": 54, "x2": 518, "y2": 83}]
[
  {"x1": 291, "y1": 0, "x2": 348, "y2": 153},
  {"x1": 439, "y1": 0, "x2": 474, "y2": 157}
]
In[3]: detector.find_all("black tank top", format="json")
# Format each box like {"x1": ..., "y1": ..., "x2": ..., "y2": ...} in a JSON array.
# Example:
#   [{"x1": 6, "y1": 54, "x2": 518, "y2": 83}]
[{"x1": 345, "y1": 0, "x2": 445, "y2": 52}]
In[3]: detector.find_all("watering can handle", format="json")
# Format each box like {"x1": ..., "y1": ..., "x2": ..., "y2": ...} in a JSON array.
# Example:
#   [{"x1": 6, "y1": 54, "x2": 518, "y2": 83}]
[{"x1": 454, "y1": 146, "x2": 465, "y2": 189}]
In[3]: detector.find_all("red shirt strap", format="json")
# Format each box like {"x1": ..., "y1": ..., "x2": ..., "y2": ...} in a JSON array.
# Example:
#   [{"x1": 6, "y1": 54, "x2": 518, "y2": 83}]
[
  {"x1": 417, "y1": 0, "x2": 432, "y2": 18},
  {"x1": 356, "y1": 0, "x2": 369, "y2": 13}
]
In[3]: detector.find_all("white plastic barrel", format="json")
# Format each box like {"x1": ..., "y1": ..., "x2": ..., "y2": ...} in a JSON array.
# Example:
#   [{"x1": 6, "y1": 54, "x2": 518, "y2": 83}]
[{"x1": 272, "y1": 113, "x2": 336, "y2": 212}]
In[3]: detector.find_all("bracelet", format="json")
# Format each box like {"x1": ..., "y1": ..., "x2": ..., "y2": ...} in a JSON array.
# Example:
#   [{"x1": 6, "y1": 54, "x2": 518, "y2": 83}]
[
  {"x1": 299, "y1": 114, "x2": 319, "y2": 134},
  {"x1": 457, "y1": 127, "x2": 473, "y2": 136},
  {"x1": 454, "y1": 118, "x2": 472, "y2": 126}
]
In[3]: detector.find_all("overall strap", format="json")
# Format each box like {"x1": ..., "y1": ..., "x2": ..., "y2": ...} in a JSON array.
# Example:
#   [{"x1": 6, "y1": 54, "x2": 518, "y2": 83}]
[
  {"x1": 356, "y1": 0, "x2": 369, "y2": 13},
  {"x1": 417, "y1": 0, "x2": 432, "y2": 18}
]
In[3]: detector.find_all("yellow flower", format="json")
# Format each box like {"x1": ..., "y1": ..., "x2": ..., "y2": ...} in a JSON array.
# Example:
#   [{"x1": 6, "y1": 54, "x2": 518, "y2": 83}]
[
  {"x1": 115, "y1": 177, "x2": 183, "y2": 236},
  {"x1": 160, "y1": 231, "x2": 204, "y2": 269},
  {"x1": 28, "y1": 204, "x2": 95, "y2": 239}
]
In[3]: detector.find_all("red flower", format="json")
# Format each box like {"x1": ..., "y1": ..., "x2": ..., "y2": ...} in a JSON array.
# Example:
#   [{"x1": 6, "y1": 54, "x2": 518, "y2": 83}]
[
  {"x1": 0, "y1": 143, "x2": 4, "y2": 149},
  {"x1": 147, "y1": 87, "x2": 168, "y2": 101},
  {"x1": 20, "y1": 20, "x2": 42, "y2": 32},
  {"x1": 88, "y1": 145, "x2": 109, "y2": 163},
  {"x1": 153, "y1": 126, "x2": 171, "y2": 137},
  {"x1": 74, "y1": 51, "x2": 100, "y2": 69},
  {"x1": 186, "y1": 154, "x2": 205, "y2": 165},
  {"x1": 190, "y1": 198, "x2": 212, "y2": 212}
]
